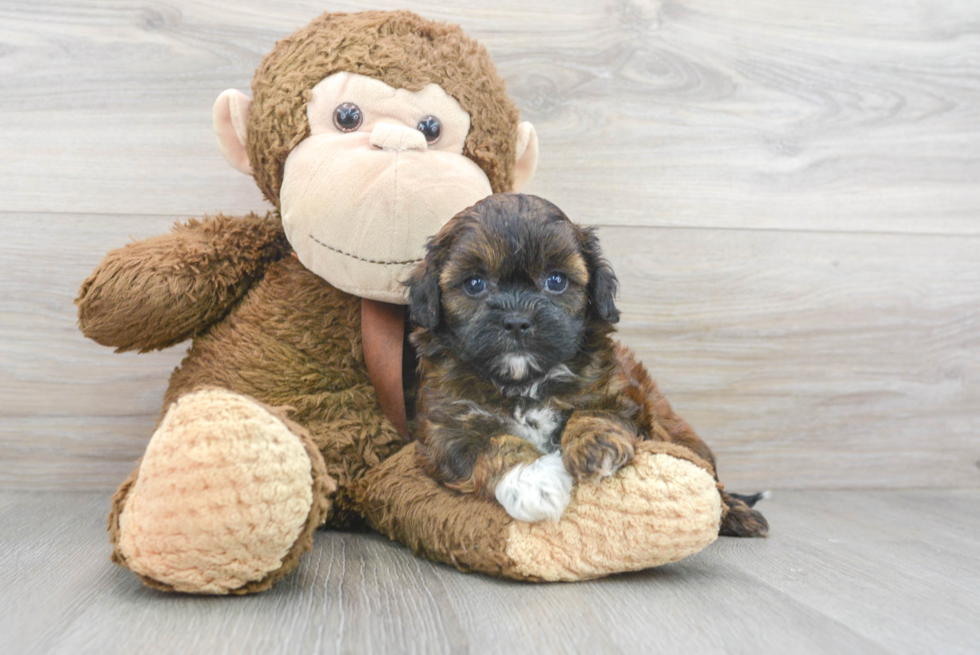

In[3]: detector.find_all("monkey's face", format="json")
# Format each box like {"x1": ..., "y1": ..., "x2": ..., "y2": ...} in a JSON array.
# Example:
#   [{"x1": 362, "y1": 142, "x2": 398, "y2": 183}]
[
  {"x1": 409, "y1": 195, "x2": 621, "y2": 387},
  {"x1": 214, "y1": 12, "x2": 540, "y2": 304},
  {"x1": 279, "y1": 73, "x2": 494, "y2": 303}
]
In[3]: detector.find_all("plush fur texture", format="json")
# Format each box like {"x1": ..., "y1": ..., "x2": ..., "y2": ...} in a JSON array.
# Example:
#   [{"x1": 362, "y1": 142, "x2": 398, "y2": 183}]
[
  {"x1": 504, "y1": 444, "x2": 724, "y2": 580},
  {"x1": 77, "y1": 213, "x2": 289, "y2": 353},
  {"x1": 114, "y1": 389, "x2": 323, "y2": 594},
  {"x1": 278, "y1": 70, "x2": 496, "y2": 303},
  {"x1": 160, "y1": 241, "x2": 406, "y2": 525},
  {"x1": 248, "y1": 10, "x2": 520, "y2": 206},
  {"x1": 356, "y1": 440, "x2": 723, "y2": 580},
  {"x1": 108, "y1": 389, "x2": 335, "y2": 594}
]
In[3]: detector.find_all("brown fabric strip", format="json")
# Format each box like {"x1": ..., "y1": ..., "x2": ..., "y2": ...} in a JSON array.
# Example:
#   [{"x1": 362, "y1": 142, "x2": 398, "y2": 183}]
[{"x1": 361, "y1": 298, "x2": 409, "y2": 438}]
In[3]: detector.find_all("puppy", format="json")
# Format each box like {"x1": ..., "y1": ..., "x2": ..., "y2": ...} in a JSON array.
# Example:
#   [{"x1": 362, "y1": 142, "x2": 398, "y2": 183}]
[{"x1": 407, "y1": 194, "x2": 767, "y2": 536}]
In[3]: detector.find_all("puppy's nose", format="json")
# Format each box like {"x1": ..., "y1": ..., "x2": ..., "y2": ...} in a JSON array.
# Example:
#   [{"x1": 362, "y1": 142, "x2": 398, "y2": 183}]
[
  {"x1": 502, "y1": 313, "x2": 533, "y2": 339},
  {"x1": 369, "y1": 123, "x2": 427, "y2": 152}
]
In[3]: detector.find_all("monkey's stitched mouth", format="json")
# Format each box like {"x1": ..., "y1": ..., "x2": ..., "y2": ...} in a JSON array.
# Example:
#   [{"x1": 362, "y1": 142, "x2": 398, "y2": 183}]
[{"x1": 309, "y1": 234, "x2": 423, "y2": 266}]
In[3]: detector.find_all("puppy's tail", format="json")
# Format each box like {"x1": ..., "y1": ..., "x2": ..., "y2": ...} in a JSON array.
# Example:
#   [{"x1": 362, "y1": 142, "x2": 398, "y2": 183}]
[{"x1": 727, "y1": 490, "x2": 771, "y2": 508}]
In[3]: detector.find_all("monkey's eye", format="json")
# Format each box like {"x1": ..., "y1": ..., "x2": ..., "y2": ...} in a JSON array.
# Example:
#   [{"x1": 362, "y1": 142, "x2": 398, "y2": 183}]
[
  {"x1": 333, "y1": 103, "x2": 363, "y2": 132},
  {"x1": 544, "y1": 273, "x2": 568, "y2": 294},
  {"x1": 417, "y1": 115, "x2": 441, "y2": 144},
  {"x1": 463, "y1": 276, "x2": 487, "y2": 296}
]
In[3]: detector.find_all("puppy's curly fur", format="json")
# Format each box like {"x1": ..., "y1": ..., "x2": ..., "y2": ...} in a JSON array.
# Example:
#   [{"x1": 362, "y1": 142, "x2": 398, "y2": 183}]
[{"x1": 408, "y1": 194, "x2": 767, "y2": 535}]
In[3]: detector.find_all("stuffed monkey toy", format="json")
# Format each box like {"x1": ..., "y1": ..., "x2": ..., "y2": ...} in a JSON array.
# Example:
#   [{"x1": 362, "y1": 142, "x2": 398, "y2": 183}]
[{"x1": 76, "y1": 10, "x2": 724, "y2": 595}]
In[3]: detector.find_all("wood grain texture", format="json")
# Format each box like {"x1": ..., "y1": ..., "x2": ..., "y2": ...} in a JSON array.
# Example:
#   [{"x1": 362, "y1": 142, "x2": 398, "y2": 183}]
[
  {"x1": 607, "y1": 227, "x2": 980, "y2": 490},
  {"x1": 0, "y1": 0, "x2": 978, "y2": 233},
  {"x1": 0, "y1": 214, "x2": 184, "y2": 419},
  {"x1": 2, "y1": 214, "x2": 979, "y2": 490},
  {"x1": 0, "y1": 213, "x2": 185, "y2": 489},
  {"x1": 2, "y1": 490, "x2": 978, "y2": 654},
  {"x1": 1, "y1": 1, "x2": 978, "y2": 491}
]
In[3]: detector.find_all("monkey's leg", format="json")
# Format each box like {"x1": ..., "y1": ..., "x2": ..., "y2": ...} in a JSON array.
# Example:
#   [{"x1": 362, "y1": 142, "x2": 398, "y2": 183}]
[
  {"x1": 108, "y1": 387, "x2": 335, "y2": 594},
  {"x1": 355, "y1": 440, "x2": 723, "y2": 581},
  {"x1": 651, "y1": 415, "x2": 769, "y2": 538}
]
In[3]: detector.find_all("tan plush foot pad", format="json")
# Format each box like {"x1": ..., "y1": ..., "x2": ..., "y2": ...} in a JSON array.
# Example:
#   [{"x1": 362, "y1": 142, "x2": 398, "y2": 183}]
[
  {"x1": 109, "y1": 388, "x2": 334, "y2": 594},
  {"x1": 357, "y1": 441, "x2": 721, "y2": 582},
  {"x1": 505, "y1": 443, "x2": 722, "y2": 580}
]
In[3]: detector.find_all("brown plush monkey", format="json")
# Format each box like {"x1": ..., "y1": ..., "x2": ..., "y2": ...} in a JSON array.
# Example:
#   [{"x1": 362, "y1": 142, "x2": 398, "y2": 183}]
[{"x1": 77, "y1": 10, "x2": 724, "y2": 595}]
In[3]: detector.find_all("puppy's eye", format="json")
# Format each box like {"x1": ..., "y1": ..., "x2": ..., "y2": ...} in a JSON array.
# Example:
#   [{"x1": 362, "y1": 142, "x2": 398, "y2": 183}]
[
  {"x1": 417, "y1": 115, "x2": 441, "y2": 144},
  {"x1": 463, "y1": 276, "x2": 487, "y2": 296},
  {"x1": 544, "y1": 273, "x2": 568, "y2": 294},
  {"x1": 333, "y1": 103, "x2": 363, "y2": 132}
]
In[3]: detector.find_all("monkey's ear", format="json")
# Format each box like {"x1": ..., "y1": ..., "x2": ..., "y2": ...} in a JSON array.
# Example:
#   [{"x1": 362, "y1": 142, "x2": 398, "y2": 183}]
[
  {"x1": 407, "y1": 262, "x2": 442, "y2": 329},
  {"x1": 213, "y1": 89, "x2": 253, "y2": 175},
  {"x1": 580, "y1": 227, "x2": 621, "y2": 324},
  {"x1": 512, "y1": 122, "x2": 538, "y2": 192}
]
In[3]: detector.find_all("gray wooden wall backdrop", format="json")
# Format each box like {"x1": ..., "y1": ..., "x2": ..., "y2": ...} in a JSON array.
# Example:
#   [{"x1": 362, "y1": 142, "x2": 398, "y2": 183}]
[{"x1": 1, "y1": 0, "x2": 978, "y2": 491}]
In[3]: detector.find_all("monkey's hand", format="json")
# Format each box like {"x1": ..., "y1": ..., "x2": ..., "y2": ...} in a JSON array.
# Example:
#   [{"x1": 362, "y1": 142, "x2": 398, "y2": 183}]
[
  {"x1": 77, "y1": 213, "x2": 288, "y2": 352},
  {"x1": 561, "y1": 411, "x2": 637, "y2": 481}
]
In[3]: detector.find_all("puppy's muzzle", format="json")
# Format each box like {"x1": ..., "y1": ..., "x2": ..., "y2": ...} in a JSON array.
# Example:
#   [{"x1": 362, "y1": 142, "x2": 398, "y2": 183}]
[
  {"x1": 488, "y1": 291, "x2": 542, "y2": 344},
  {"x1": 501, "y1": 312, "x2": 533, "y2": 339}
]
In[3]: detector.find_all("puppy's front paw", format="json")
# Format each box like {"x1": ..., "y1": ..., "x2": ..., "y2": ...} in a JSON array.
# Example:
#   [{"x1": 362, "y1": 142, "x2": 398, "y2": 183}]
[
  {"x1": 494, "y1": 452, "x2": 573, "y2": 522},
  {"x1": 562, "y1": 421, "x2": 635, "y2": 481}
]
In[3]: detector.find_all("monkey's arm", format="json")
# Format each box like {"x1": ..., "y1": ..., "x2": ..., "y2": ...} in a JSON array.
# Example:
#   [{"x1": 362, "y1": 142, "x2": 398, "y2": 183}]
[
  {"x1": 76, "y1": 213, "x2": 289, "y2": 352},
  {"x1": 647, "y1": 404, "x2": 771, "y2": 537}
]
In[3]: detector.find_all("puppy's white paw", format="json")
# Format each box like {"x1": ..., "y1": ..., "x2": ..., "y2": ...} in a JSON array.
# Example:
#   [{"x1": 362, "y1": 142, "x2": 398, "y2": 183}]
[{"x1": 494, "y1": 452, "x2": 573, "y2": 522}]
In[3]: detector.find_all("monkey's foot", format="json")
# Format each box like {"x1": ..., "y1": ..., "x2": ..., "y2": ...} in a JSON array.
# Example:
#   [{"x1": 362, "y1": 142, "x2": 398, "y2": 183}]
[
  {"x1": 357, "y1": 441, "x2": 722, "y2": 581},
  {"x1": 505, "y1": 442, "x2": 722, "y2": 580},
  {"x1": 109, "y1": 388, "x2": 335, "y2": 594}
]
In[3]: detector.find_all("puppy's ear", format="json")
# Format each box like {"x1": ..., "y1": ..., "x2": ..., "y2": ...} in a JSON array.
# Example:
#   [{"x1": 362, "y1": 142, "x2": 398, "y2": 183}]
[
  {"x1": 407, "y1": 224, "x2": 459, "y2": 329},
  {"x1": 407, "y1": 212, "x2": 476, "y2": 328},
  {"x1": 407, "y1": 260, "x2": 441, "y2": 329},
  {"x1": 579, "y1": 226, "x2": 620, "y2": 324},
  {"x1": 592, "y1": 263, "x2": 621, "y2": 323}
]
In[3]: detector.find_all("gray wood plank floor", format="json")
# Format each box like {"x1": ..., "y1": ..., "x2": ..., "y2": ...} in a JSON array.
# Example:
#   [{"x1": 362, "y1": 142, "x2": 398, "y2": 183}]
[{"x1": 2, "y1": 490, "x2": 977, "y2": 655}]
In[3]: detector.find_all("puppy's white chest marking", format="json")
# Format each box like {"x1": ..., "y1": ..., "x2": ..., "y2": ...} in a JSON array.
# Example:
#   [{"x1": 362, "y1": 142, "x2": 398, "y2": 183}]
[{"x1": 509, "y1": 406, "x2": 561, "y2": 454}]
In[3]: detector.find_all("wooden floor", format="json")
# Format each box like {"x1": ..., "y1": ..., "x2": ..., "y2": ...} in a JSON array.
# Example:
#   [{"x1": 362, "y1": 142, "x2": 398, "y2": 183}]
[{"x1": 3, "y1": 489, "x2": 978, "y2": 655}]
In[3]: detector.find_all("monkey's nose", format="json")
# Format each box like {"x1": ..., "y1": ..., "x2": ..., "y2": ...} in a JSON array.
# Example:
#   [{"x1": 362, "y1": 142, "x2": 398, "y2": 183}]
[
  {"x1": 370, "y1": 123, "x2": 428, "y2": 152},
  {"x1": 502, "y1": 313, "x2": 533, "y2": 339}
]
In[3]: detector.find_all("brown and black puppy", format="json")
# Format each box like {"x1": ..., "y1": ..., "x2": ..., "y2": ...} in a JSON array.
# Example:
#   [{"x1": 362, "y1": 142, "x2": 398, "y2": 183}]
[{"x1": 407, "y1": 194, "x2": 767, "y2": 536}]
